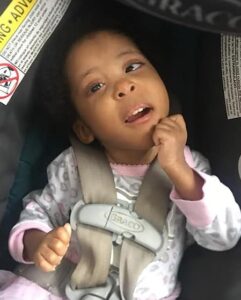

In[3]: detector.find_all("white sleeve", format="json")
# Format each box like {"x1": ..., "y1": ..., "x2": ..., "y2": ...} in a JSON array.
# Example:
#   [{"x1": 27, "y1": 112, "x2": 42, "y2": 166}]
[
  {"x1": 171, "y1": 147, "x2": 241, "y2": 251},
  {"x1": 9, "y1": 147, "x2": 83, "y2": 263}
]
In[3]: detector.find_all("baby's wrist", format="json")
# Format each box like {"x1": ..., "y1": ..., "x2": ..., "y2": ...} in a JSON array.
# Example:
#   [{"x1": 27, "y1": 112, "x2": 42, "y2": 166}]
[{"x1": 162, "y1": 157, "x2": 188, "y2": 175}]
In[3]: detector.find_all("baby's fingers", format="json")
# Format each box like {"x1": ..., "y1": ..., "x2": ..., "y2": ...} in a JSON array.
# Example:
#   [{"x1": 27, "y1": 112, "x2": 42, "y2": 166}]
[
  {"x1": 63, "y1": 223, "x2": 72, "y2": 237},
  {"x1": 48, "y1": 224, "x2": 71, "y2": 256},
  {"x1": 38, "y1": 258, "x2": 56, "y2": 272},
  {"x1": 168, "y1": 114, "x2": 186, "y2": 130},
  {"x1": 152, "y1": 126, "x2": 169, "y2": 146},
  {"x1": 53, "y1": 223, "x2": 71, "y2": 244},
  {"x1": 34, "y1": 250, "x2": 59, "y2": 272}
]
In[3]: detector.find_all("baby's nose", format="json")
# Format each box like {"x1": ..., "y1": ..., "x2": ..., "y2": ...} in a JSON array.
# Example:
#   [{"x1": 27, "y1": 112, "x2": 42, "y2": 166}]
[{"x1": 114, "y1": 80, "x2": 135, "y2": 100}]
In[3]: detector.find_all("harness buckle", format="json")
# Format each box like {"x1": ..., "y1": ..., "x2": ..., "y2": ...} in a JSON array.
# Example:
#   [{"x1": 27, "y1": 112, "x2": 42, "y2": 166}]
[
  {"x1": 65, "y1": 270, "x2": 120, "y2": 300},
  {"x1": 70, "y1": 203, "x2": 163, "y2": 253}
]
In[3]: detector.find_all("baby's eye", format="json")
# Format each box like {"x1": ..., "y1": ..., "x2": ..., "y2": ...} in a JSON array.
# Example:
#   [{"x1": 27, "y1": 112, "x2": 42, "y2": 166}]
[
  {"x1": 125, "y1": 62, "x2": 143, "y2": 73},
  {"x1": 89, "y1": 82, "x2": 104, "y2": 93}
]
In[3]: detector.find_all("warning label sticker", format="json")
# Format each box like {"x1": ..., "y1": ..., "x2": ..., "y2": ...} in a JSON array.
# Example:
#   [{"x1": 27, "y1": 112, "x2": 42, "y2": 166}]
[
  {"x1": 0, "y1": 60, "x2": 20, "y2": 100},
  {"x1": 221, "y1": 35, "x2": 241, "y2": 119},
  {"x1": 0, "y1": 0, "x2": 71, "y2": 105}
]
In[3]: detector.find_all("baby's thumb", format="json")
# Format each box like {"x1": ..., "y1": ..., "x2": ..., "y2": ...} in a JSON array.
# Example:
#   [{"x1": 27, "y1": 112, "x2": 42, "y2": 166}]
[
  {"x1": 64, "y1": 223, "x2": 72, "y2": 238},
  {"x1": 169, "y1": 114, "x2": 186, "y2": 129}
]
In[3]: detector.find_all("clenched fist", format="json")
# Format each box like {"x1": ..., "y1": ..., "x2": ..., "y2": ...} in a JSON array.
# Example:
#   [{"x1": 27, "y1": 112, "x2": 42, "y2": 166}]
[
  {"x1": 152, "y1": 114, "x2": 187, "y2": 170},
  {"x1": 23, "y1": 223, "x2": 71, "y2": 272},
  {"x1": 152, "y1": 114, "x2": 204, "y2": 200}
]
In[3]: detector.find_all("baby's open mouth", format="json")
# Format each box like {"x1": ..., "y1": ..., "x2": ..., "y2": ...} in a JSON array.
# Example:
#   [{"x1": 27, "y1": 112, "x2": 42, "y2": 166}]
[{"x1": 125, "y1": 106, "x2": 152, "y2": 123}]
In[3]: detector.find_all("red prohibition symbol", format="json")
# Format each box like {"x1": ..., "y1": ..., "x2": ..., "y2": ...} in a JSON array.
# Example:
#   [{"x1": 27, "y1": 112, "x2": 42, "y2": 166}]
[{"x1": 0, "y1": 63, "x2": 19, "y2": 100}]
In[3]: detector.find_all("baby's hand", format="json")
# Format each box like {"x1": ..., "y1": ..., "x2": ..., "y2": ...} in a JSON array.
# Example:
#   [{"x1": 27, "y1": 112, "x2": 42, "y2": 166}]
[
  {"x1": 152, "y1": 114, "x2": 187, "y2": 170},
  {"x1": 33, "y1": 223, "x2": 71, "y2": 272}
]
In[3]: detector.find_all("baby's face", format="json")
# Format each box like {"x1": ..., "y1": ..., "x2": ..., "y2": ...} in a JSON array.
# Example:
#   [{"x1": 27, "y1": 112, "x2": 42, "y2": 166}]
[{"x1": 66, "y1": 31, "x2": 169, "y2": 161}]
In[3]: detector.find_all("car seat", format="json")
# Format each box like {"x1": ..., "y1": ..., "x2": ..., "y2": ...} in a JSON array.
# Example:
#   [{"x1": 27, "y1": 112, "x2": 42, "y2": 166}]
[{"x1": 1, "y1": 0, "x2": 241, "y2": 299}]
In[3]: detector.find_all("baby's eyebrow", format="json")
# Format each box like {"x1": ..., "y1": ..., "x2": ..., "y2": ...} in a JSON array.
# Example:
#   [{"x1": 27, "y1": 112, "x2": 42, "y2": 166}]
[
  {"x1": 80, "y1": 67, "x2": 98, "y2": 81},
  {"x1": 79, "y1": 50, "x2": 141, "y2": 81},
  {"x1": 117, "y1": 49, "x2": 142, "y2": 58}
]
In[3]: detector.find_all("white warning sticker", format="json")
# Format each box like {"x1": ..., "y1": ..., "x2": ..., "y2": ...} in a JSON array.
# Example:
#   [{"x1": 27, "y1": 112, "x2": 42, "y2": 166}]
[
  {"x1": 221, "y1": 35, "x2": 241, "y2": 119},
  {"x1": 0, "y1": 56, "x2": 24, "y2": 100},
  {"x1": 0, "y1": 0, "x2": 71, "y2": 105}
]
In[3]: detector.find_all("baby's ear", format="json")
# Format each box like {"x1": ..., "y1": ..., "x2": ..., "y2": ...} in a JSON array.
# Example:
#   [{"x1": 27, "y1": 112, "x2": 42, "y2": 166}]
[{"x1": 72, "y1": 119, "x2": 95, "y2": 144}]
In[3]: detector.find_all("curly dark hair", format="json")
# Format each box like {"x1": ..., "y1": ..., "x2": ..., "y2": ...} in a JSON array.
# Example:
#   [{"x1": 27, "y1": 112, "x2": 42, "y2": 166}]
[{"x1": 35, "y1": 0, "x2": 171, "y2": 134}]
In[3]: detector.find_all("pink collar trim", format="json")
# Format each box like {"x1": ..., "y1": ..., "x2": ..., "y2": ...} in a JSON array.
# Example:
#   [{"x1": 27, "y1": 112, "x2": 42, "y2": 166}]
[{"x1": 110, "y1": 163, "x2": 149, "y2": 177}]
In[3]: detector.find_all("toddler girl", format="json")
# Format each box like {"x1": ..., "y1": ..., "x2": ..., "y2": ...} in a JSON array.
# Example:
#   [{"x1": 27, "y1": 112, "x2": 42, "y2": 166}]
[{"x1": 2, "y1": 13, "x2": 241, "y2": 300}]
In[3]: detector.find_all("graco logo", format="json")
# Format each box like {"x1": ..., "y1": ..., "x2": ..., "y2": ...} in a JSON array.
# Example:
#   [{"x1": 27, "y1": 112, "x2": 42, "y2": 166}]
[
  {"x1": 122, "y1": 0, "x2": 241, "y2": 32},
  {"x1": 110, "y1": 212, "x2": 144, "y2": 232}
]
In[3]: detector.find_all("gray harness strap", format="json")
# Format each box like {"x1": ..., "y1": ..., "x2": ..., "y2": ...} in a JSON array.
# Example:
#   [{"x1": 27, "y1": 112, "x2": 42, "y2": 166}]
[
  {"x1": 69, "y1": 136, "x2": 171, "y2": 299},
  {"x1": 135, "y1": 158, "x2": 171, "y2": 231},
  {"x1": 70, "y1": 138, "x2": 115, "y2": 289},
  {"x1": 70, "y1": 140, "x2": 117, "y2": 205},
  {"x1": 119, "y1": 160, "x2": 171, "y2": 300}
]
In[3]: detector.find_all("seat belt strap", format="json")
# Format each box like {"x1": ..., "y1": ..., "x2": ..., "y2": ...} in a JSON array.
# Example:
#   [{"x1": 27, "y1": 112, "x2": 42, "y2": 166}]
[
  {"x1": 69, "y1": 136, "x2": 171, "y2": 299},
  {"x1": 119, "y1": 159, "x2": 171, "y2": 299},
  {"x1": 69, "y1": 136, "x2": 115, "y2": 289},
  {"x1": 70, "y1": 136, "x2": 117, "y2": 203}
]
